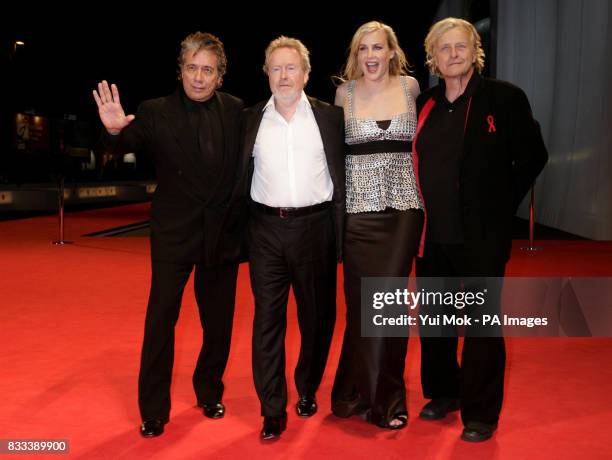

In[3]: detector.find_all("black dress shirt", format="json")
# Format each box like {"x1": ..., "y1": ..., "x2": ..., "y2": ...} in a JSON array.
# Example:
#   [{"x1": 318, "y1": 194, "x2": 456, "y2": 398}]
[
  {"x1": 182, "y1": 90, "x2": 224, "y2": 198},
  {"x1": 417, "y1": 73, "x2": 481, "y2": 244}
]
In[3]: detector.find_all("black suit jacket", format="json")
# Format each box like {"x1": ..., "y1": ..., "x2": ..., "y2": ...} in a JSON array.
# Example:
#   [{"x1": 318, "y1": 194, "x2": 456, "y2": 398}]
[
  {"x1": 416, "y1": 77, "x2": 548, "y2": 262},
  {"x1": 227, "y1": 96, "x2": 345, "y2": 262},
  {"x1": 107, "y1": 88, "x2": 244, "y2": 265}
]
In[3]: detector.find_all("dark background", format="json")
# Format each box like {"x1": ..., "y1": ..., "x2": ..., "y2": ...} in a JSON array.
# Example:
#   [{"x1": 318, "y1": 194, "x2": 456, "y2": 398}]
[{"x1": 1, "y1": 3, "x2": 494, "y2": 184}]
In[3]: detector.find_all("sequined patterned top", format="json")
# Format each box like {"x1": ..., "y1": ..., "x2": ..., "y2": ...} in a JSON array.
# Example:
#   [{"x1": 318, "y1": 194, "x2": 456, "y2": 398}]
[{"x1": 345, "y1": 76, "x2": 424, "y2": 214}]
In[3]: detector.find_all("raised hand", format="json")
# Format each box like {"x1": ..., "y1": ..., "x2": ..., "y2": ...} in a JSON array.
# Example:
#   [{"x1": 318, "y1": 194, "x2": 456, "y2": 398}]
[{"x1": 92, "y1": 81, "x2": 136, "y2": 134}]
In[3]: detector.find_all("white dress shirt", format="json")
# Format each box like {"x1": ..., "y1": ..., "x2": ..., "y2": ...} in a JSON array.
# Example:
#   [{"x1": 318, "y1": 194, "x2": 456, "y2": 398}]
[{"x1": 250, "y1": 92, "x2": 334, "y2": 207}]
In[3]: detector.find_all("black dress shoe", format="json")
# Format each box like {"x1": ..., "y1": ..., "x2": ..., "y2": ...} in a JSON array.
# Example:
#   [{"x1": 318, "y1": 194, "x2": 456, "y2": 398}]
[
  {"x1": 260, "y1": 414, "x2": 287, "y2": 441},
  {"x1": 296, "y1": 395, "x2": 317, "y2": 417},
  {"x1": 199, "y1": 402, "x2": 225, "y2": 419},
  {"x1": 140, "y1": 419, "x2": 166, "y2": 438},
  {"x1": 461, "y1": 422, "x2": 497, "y2": 442},
  {"x1": 419, "y1": 398, "x2": 460, "y2": 420}
]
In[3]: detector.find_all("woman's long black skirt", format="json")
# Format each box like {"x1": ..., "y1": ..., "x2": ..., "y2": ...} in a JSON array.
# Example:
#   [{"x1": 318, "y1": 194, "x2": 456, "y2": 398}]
[{"x1": 332, "y1": 208, "x2": 423, "y2": 427}]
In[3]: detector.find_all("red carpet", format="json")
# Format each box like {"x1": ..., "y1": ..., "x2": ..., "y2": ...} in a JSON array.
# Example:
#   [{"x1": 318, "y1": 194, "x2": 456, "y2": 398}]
[{"x1": 1, "y1": 203, "x2": 611, "y2": 459}]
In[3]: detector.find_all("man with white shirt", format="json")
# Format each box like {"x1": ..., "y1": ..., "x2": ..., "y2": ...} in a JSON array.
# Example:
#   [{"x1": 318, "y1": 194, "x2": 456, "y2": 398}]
[{"x1": 237, "y1": 36, "x2": 345, "y2": 440}]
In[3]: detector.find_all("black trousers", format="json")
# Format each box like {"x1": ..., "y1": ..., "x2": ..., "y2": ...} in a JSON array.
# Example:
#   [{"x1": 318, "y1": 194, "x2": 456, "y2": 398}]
[
  {"x1": 138, "y1": 259, "x2": 238, "y2": 421},
  {"x1": 416, "y1": 243, "x2": 506, "y2": 426},
  {"x1": 249, "y1": 205, "x2": 336, "y2": 417}
]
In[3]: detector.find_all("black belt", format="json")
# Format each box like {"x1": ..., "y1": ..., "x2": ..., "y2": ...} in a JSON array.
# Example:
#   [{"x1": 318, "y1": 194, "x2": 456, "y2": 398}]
[{"x1": 252, "y1": 201, "x2": 331, "y2": 218}]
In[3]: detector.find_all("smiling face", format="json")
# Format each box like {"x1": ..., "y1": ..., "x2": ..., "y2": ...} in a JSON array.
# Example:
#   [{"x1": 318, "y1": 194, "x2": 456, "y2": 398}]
[
  {"x1": 180, "y1": 49, "x2": 221, "y2": 102},
  {"x1": 434, "y1": 27, "x2": 476, "y2": 80},
  {"x1": 267, "y1": 46, "x2": 309, "y2": 106},
  {"x1": 357, "y1": 29, "x2": 395, "y2": 81}
]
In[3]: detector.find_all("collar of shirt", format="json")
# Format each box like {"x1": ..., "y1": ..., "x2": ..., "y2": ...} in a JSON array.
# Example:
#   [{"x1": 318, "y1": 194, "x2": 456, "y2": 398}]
[
  {"x1": 181, "y1": 88, "x2": 218, "y2": 112},
  {"x1": 436, "y1": 72, "x2": 481, "y2": 108},
  {"x1": 263, "y1": 91, "x2": 310, "y2": 117}
]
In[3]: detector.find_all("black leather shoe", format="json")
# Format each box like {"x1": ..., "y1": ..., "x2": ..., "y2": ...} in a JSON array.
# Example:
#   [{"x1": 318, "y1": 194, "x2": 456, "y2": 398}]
[
  {"x1": 199, "y1": 402, "x2": 225, "y2": 419},
  {"x1": 296, "y1": 395, "x2": 317, "y2": 417},
  {"x1": 140, "y1": 419, "x2": 166, "y2": 438},
  {"x1": 260, "y1": 414, "x2": 287, "y2": 441},
  {"x1": 461, "y1": 422, "x2": 497, "y2": 442},
  {"x1": 419, "y1": 398, "x2": 460, "y2": 420}
]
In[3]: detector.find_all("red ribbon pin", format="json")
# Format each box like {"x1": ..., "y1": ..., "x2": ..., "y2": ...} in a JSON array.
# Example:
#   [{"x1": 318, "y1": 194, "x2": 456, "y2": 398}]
[{"x1": 487, "y1": 115, "x2": 496, "y2": 133}]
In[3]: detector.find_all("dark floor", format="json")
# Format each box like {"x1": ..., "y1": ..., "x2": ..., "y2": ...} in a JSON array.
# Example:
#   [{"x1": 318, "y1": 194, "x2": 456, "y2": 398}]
[
  {"x1": 0, "y1": 200, "x2": 150, "y2": 222},
  {"x1": 511, "y1": 217, "x2": 586, "y2": 240}
]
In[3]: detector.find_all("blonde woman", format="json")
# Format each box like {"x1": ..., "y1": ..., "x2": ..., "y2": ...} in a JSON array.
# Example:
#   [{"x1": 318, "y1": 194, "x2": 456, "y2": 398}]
[{"x1": 331, "y1": 21, "x2": 424, "y2": 430}]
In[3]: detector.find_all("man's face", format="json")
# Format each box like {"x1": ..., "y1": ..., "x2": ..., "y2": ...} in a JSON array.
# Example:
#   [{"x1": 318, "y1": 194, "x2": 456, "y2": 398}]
[
  {"x1": 180, "y1": 49, "x2": 221, "y2": 102},
  {"x1": 267, "y1": 47, "x2": 308, "y2": 105},
  {"x1": 434, "y1": 27, "x2": 476, "y2": 79}
]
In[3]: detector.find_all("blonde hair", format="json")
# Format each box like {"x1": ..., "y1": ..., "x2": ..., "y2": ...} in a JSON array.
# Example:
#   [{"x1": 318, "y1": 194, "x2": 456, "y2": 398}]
[
  {"x1": 263, "y1": 36, "x2": 311, "y2": 74},
  {"x1": 424, "y1": 17, "x2": 485, "y2": 77},
  {"x1": 338, "y1": 21, "x2": 409, "y2": 82}
]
